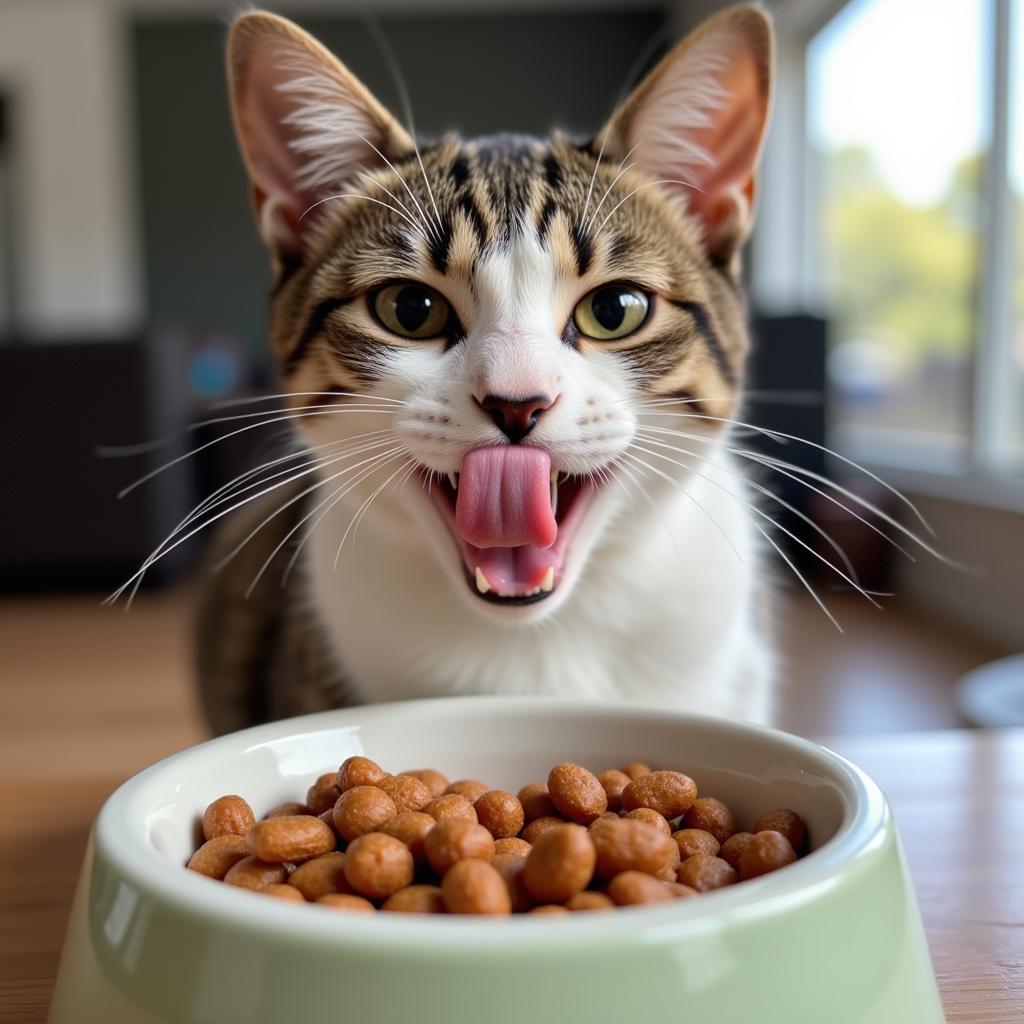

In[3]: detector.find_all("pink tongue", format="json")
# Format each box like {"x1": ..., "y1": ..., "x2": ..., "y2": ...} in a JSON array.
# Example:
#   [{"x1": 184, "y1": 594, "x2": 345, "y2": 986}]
[{"x1": 456, "y1": 446, "x2": 556, "y2": 549}]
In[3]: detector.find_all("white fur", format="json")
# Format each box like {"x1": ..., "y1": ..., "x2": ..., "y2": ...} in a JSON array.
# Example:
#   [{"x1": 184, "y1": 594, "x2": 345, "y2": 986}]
[{"x1": 297, "y1": 230, "x2": 773, "y2": 724}]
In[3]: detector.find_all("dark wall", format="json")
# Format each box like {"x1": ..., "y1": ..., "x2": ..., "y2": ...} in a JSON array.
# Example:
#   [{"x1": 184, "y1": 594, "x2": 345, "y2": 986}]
[{"x1": 132, "y1": 9, "x2": 665, "y2": 369}]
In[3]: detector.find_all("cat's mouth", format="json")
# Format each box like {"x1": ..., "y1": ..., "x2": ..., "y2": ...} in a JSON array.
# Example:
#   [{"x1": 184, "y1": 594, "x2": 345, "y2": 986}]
[{"x1": 424, "y1": 445, "x2": 597, "y2": 604}]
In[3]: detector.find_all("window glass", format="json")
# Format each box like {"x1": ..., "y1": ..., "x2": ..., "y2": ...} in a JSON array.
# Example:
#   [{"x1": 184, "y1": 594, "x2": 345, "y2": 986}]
[{"x1": 809, "y1": 0, "x2": 988, "y2": 464}]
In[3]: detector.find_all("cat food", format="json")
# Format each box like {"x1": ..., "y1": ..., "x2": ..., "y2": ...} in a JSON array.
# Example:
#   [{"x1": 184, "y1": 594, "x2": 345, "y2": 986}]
[{"x1": 187, "y1": 755, "x2": 808, "y2": 916}]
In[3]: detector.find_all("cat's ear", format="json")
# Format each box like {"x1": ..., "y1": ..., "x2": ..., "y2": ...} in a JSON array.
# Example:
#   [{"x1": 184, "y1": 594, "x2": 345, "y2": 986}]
[
  {"x1": 597, "y1": 4, "x2": 773, "y2": 265},
  {"x1": 226, "y1": 11, "x2": 413, "y2": 261}
]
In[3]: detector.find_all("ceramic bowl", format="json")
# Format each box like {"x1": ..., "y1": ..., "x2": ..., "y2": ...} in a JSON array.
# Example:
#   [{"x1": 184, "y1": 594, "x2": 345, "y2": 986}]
[{"x1": 48, "y1": 697, "x2": 943, "y2": 1023}]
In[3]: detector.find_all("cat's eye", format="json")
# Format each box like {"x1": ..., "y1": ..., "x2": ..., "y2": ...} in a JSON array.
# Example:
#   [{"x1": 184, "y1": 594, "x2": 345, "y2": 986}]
[
  {"x1": 372, "y1": 282, "x2": 451, "y2": 340},
  {"x1": 573, "y1": 285, "x2": 650, "y2": 341}
]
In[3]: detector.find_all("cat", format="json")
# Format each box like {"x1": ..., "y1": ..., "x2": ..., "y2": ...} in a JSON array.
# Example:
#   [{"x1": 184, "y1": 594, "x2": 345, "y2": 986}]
[{"x1": 195, "y1": 4, "x2": 776, "y2": 734}]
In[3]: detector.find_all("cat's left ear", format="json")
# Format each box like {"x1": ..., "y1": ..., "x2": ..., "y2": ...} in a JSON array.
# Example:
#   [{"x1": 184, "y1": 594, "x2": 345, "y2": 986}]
[{"x1": 598, "y1": 4, "x2": 773, "y2": 266}]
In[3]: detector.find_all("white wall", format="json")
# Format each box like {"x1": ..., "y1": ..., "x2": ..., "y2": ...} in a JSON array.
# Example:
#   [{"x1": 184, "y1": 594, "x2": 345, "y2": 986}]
[{"x1": 0, "y1": 0, "x2": 140, "y2": 336}]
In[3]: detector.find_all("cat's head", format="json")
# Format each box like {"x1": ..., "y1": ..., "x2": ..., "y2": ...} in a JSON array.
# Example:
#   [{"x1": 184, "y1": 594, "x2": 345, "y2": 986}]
[{"x1": 226, "y1": 6, "x2": 772, "y2": 621}]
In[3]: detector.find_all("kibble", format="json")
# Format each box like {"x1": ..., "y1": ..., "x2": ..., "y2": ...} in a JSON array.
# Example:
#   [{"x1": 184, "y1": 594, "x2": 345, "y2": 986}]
[
  {"x1": 377, "y1": 774, "x2": 432, "y2": 814},
  {"x1": 332, "y1": 785, "x2": 397, "y2": 841},
  {"x1": 738, "y1": 830, "x2": 798, "y2": 881},
  {"x1": 399, "y1": 769, "x2": 449, "y2": 799},
  {"x1": 683, "y1": 797, "x2": 738, "y2": 845},
  {"x1": 441, "y1": 859, "x2": 511, "y2": 915},
  {"x1": 753, "y1": 809, "x2": 807, "y2": 854},
  {"x1": 189, "y1": 758, "x2": 808, "y2": 916},
  {"x1": 202, "y1": 795, "x2": 255, "y2": 841},
  {"x1": 423, "y1": 818, "x2": 495, "y2": 875},
  {"x1": 245, "y1": 815, "x2": 335, "y2": 863},
  {"x1": 288, "y1": 852, "x2": 351, "y2": 901},
  {"x1": 336, "y1": 756, "x2": 388, "y2": 793},
  {"x1": 474, "y1": 791, "x2": 525, "y2": 839},
  {"x1": 547, "y1": 763, "x2": 608, "y2": 824},
  {"x1": 621, "y1": 771, "x2": 698, "y2": 819},
  {"x1": 423, "y1": 794, "x2": 478, "y2": 823},
  {"x1": 676, "y1": 853, "x2": 738, "y2": 892},
  {"x1": 522, "y1": 825, "x2": 595, "y2": 903},
  {"x1": 343, "y1": 832, "x2": 414, "y2": 899}
]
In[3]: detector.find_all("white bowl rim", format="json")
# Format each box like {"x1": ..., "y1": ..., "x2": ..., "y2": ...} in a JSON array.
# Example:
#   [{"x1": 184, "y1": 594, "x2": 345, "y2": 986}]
[{"x1": 94, "y1": 696, "x2": 890, "y2": 951}]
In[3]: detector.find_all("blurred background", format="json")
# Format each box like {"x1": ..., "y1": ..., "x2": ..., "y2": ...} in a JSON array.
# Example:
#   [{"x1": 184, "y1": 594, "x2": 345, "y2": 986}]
[{"x1": 1, "y1": 0, "x2": 1022, "y2": 762}]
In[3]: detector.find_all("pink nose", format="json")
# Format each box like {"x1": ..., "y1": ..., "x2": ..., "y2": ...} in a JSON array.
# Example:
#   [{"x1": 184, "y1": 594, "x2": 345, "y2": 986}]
[{"x1": 477, "y1": 393, "x2": 555, "y2": 443}]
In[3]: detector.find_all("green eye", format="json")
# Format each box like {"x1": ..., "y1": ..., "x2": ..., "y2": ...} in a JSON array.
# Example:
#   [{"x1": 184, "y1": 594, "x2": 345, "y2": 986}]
[
  {"x1": 574, "y1": 285, "x2": 650, "y2": 341},
  {"x1": 373, "y1": 282, "x2": 451, "y2": 339}
]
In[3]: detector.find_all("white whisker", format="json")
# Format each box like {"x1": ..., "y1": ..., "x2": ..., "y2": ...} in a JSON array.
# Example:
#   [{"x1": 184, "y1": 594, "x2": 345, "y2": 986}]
[{"x1": 299, "y1": 192, "x2": 428, "y2": 242}]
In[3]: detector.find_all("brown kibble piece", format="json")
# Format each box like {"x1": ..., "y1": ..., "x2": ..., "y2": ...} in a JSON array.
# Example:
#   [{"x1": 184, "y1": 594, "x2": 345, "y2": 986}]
[
  {"x1": 343, "y1": 832, "x2": 414, "y2": 899},
  {"x1": 597, "y1": 769, "x2": 631, "y2": 812},
  {"x1": 400, "y1": 769, "x2": 449, "y2": 799},
  {"x1": 621, "y1": 762, "x2": 652, "y2": 781},
  {"x1": 590, "y1": 817, "x2": 676, "y2": 879},
  {"x1": 260, "y1": 883, "x2": 305, "y2": 902},
  {"x1": 517, "y1": 783, "x2": 557, "y2": 823},
  {"x1": 424, "y1": 794, "x2": 478, "y2": 824},
  {"x1": 245, "y1": 815, "x2": 335, "y2": 863},
  {"x1": 589, "y1": 812, "x2": 620, "y2": 831},
  {"x1": 264, "y1": 801, "x2": 312, "y2": 819},
  {"x1": 739, "y1": 831, "x2": 797, "y2": 881},
  {"x1": 382, "y1": 884, "x2": 447, "y2": 914},
  {"x1": 423, "y1": 818, "x2": 495, "y2": 875},
  {"x1": 377, "y1": 774, "x2": 432, "y2": 814},
  {"x1": 677, "y1": 853, "x2": 738, "y2": 892},
  {"x1": 523, "y1": 824, "x2": 596, "y2": 903},
  {"x1": 547, "y1": 763, "x2": 608, "y2": 824},
  {"x1": 223, "y1": 856, "x2": 288, "y2": 891},
  {"x1": 490, "y1": 853, "x2": 532, "y2": 913},
  {"x1": 665, "y1": 882, "x2": 699, "y2": 900},
  {"x1": 566, "y1": 891, "x2": 614, "y2": 912},
  {"x1": 520, "y1": 816, "x2": 565, "y2": 844},
  {"x1": 381, "y1": 811, "x2": 436, "y2": 865},
  {"x1": 720, "y1": 832, "x2": 755, "y2": 871},
  {"x1": 332, "y1": 786, "x2": 398, "y2": 841},
  {"x1": 305, "y1": 773, "x2": 341, "y2": 815},
  {"x1": 441, "y1": 859, "x2": 512, "y2": 915},
  {"x1": 674, "y1": 828, "x2": 721, "y2": 859},
  {"x1": 187, "y1": 835, "x2": 249, "y2": 880},
  {"x1": 317, "y1": 893, "x2": 374, "y2": 912},
  {"x1": 474, "y1": 791, "x2": 525, "y2": 839},
  {"x1": 202, "y1": 795, "x2": 256, "y2": 841},
  {"x1": 621, "y1": 771, "x2": 698, "y2": 819},
  {"x1": 336, "y1": 756, "x2": 388, "y2": 793},
  {"x1": 607, "y1": 871, "x2": 676, "y2": 906},
  {"x1": 528, "y1": 904, "x2": 570, "y2": 915},
  {"x1": 683, "y1": 797, "x2": 738, "y2": 845},
  {"x1": 444, "y1": 779, "x2": 490, "y2": 804},
  {"x1": 288, "y1": 852, "x2": 351, "y2": 901},
  {"x1": 623, "y1": 807, "x2": 672, "y2": 835},
  {"x1": 494, "y1": 837, "x2": 532, "y2": 857},
  {"x1": 753, "y1": 809, "x2": 807, "y2": 853}
]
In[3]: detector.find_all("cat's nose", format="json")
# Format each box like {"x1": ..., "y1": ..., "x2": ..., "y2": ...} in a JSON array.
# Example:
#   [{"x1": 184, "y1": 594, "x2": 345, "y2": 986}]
[{"x1": 477, "y1": 393, "x2": 556, "y2": 444}]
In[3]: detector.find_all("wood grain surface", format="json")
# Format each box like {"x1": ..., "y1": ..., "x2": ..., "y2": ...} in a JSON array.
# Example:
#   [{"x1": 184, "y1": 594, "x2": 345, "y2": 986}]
[{"x1": 1, "y1": 592, "x2": 1021, "y2": 1021}]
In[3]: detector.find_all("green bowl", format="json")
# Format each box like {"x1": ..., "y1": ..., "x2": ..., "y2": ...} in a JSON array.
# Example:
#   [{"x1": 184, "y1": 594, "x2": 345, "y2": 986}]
[{"x1": 48, "y1": 697, "x2": 944, "y2": 1023}]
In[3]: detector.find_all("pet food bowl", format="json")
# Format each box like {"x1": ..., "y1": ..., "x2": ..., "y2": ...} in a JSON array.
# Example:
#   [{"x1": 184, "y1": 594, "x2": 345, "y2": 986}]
[{"x1": 48, "y1": 697, "x2": 943, "y2": 1023}]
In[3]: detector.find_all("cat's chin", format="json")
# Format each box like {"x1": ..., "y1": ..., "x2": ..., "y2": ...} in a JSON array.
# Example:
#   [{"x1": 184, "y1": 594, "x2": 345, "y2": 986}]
[{"x1": 417, "y1": 465, "x2": 605, "y2": 619}]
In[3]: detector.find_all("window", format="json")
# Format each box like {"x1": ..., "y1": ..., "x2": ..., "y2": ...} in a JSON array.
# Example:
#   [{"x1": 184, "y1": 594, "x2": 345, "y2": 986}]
[{"x1": 804, "y1": 0, "x2": 1023, "y2": 481}]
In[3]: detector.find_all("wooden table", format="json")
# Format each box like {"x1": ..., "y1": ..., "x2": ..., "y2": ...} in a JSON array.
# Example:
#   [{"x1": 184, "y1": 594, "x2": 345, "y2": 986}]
[{"x1": 1, "y1": 727, "x2": 1020, "y2": 1022}]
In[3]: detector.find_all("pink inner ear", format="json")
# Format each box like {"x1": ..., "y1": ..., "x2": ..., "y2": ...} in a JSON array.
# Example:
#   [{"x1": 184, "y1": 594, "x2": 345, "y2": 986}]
[{"x1": 626, "y1": 33, "x2": 768, "y2": 262}]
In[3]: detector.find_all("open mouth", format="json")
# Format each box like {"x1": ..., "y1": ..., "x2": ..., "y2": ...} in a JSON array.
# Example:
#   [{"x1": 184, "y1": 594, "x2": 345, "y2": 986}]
[{"x1": 425, "y1": 446, "x2": 598, "y2": 605}]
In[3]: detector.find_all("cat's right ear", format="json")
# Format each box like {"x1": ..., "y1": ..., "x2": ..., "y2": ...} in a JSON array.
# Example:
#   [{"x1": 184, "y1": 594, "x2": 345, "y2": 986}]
[{"x1": 226, "y1": 11, "x2": 413, "y2": 262}]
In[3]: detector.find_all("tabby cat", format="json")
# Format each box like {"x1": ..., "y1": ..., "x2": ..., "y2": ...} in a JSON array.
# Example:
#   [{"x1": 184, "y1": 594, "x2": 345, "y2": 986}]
[{"x1": 196, "y1": 5, "x2": 776, "y2": 733}]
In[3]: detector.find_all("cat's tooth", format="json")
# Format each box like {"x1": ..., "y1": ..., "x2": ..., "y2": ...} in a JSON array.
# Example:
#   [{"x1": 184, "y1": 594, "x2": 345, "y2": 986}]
[
  {"x1": 550, "y1": 472, "x2": 558, "y2": 516},
  {"x1": 447, "y1": 472, "x2": 459, "y2": 491},
  {"x1": 474, "y1": 567, "x2": 491, "y2": 594},
  {"x1": 540, "y1": 567, "x2": 555, "y2": 593}
]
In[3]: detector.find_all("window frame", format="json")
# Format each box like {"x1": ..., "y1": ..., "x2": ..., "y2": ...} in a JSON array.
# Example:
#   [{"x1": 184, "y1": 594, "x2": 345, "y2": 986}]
[{"x1": 754, "y1": 0, "x2": 1024, "y2": 510}]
